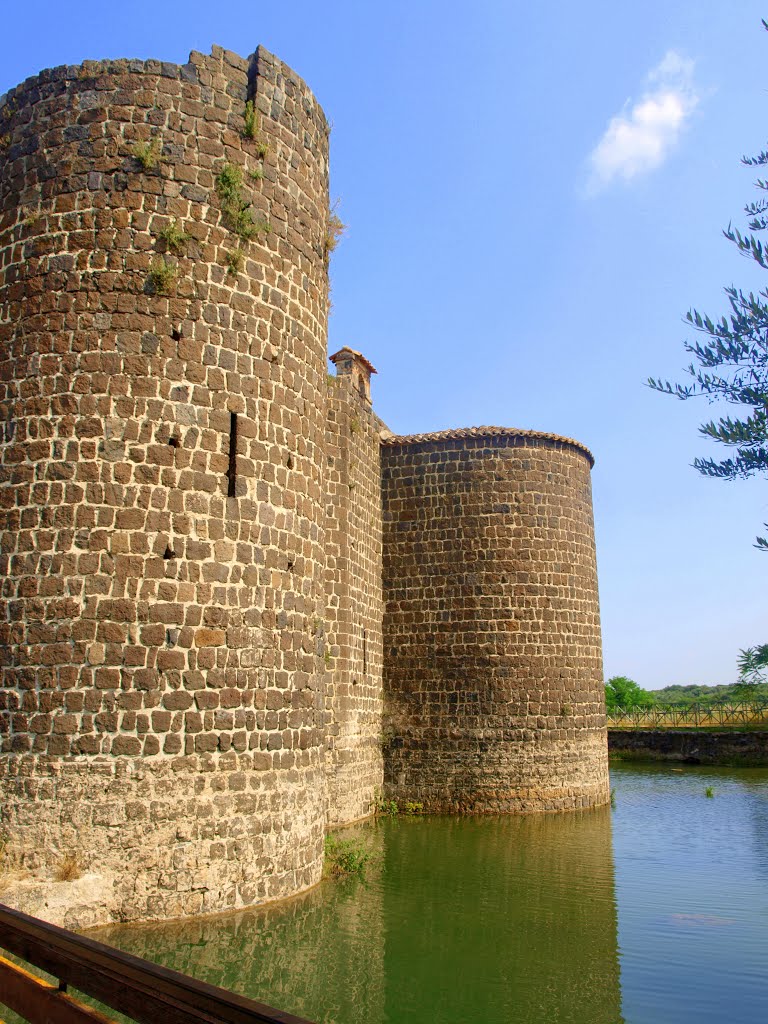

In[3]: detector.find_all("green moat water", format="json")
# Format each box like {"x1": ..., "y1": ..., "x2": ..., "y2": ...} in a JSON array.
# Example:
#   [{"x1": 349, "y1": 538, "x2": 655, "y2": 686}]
[{"x1": 96, "y1": 763, "x2": 768, "y2": 1024}]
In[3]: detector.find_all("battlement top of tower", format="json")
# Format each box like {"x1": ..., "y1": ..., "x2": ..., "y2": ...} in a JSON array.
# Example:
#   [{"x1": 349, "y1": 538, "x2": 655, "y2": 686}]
[
  {"x1": 0, "y1": 44, "x2": 328, "y2": 132},
  {"x1": 381, "y1": 425, "x2": 595, "y2": 467}
]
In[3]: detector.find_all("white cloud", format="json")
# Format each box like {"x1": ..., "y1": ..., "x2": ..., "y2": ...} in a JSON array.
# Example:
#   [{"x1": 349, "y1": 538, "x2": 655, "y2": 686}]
[{"x1": 587, "y1": 51, "x2": 699, "y2": 193}]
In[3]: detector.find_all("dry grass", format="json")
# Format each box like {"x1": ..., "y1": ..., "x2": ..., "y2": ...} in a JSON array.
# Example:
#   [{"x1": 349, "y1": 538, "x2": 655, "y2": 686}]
[
  {"x1": 323, "y1": 201, "x2": 346, "y2": 267},
  {"x1": 54, "y1": 855, "x2": 82, "y2": 882}
]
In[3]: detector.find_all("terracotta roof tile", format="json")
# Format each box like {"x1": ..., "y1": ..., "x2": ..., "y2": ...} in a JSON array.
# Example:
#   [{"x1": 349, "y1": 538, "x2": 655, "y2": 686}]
[
  {"x1": 380, "y1": 425, "x2": 594, "y2": 466},
  {"x1": 329, "y1": 347, "x2": 378, "y2": 375}
]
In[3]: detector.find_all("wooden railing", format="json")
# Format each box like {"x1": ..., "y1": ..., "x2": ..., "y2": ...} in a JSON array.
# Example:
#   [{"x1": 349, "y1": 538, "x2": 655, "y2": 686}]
[
  {"x1": 0, "y1": 903, "x2": 316, "y2": 1024},
  {"x1": 607, "y1": 699, "x2": 768, "y2": 729}
]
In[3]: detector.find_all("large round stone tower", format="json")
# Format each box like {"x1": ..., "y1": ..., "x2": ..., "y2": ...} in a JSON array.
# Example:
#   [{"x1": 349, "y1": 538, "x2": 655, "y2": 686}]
[
  {"x1": 0, "y1": 46, "x2": 331, "y2": 921},
  {"x1": 381, "y1": 427, "x2": 608, "y2": 813}
]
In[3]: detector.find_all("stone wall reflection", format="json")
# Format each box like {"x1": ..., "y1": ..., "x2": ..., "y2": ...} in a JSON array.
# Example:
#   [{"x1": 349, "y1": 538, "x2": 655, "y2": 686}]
[
  {"x1": 96, "y1": 810, "x2": 622, "y2": 1024},
  {"x1": 381, "y1": 808, "x2": 623, "y2": 1023},
  {"x1": 96, "y1": 824, "x2": 386, "y2": 1024}
]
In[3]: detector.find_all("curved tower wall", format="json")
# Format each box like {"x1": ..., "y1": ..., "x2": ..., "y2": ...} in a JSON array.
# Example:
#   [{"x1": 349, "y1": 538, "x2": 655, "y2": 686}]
[
  {"x1": 0, "y1": 46, "x2": 330, "y2": 922},
  {"x1": 381, "y1": 429, "x2": 609, "y2": 813}
]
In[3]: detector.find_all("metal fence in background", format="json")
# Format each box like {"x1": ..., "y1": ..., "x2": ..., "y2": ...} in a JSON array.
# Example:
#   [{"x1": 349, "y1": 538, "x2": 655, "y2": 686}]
[{"x1": 607, "y1": 699, "x2": 768, "y2": 729}]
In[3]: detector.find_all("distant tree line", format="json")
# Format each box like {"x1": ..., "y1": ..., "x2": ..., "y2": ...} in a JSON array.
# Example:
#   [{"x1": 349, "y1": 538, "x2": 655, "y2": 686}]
[{"x1": 605, "y1": 675, "x2": 768, "y2": 711}]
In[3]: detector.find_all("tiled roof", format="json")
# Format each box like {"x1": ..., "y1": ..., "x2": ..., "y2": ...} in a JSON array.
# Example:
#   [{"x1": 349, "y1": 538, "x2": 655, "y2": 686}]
[
  {"x1": 380, "y1": 425, "x2": 594, "y2": 466},
  {"x1": 329, "y1": 347, "x2": 378, "y2": 375}
]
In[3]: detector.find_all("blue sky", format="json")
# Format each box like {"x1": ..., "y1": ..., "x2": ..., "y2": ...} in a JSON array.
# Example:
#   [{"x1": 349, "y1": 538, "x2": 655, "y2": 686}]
[{"x1": 4, "y1": 1, "x2": 768, "y2": 688}]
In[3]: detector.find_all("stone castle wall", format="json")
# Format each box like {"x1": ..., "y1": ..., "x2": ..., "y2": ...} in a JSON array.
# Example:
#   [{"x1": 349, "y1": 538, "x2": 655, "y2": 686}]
[
  {"x1": 381, "y1": 428, "x2": 608, "y2": 812},
  {"x1": 608, "y1": 728, "x2": 768, "y2": 766},
  {"x1": 0, "y1": 45, "x2": 609, "y2": 929},
  {"x1": 323, "y1": 371, "x2": 384, "y2": 825},
  {"x1": 0, "y1": 45, "x2": 332, "y2": 921}
]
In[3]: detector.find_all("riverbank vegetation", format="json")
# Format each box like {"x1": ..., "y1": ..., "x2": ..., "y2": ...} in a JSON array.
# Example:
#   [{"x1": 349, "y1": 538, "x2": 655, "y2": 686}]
[
  {"x1": 606, "y1": 675, "x2": 768, "y2": 710},
  {"x1": 323, "y1": 835, "x2": 371, "y2": 880}
]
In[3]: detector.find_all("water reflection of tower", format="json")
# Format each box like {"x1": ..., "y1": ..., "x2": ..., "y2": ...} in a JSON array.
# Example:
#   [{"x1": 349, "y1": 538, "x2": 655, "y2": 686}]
[
  {"x1": 95, "y1": 824, "x2": 388, "y2": 1024},
  {"x1": 96, "y1": 812, "x2": 622, "y2": 1024},
  {"x1": 740, "y1": 772, "x2": 768, "y2": 882},
  {"x1": 381, "y1": 809, "x2": 623, "y2": 1024}
]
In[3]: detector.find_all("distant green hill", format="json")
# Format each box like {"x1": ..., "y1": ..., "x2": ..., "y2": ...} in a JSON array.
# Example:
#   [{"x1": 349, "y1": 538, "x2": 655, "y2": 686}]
[{"x1": 650, "y1": 682, "x2": 768, "y2": 704}]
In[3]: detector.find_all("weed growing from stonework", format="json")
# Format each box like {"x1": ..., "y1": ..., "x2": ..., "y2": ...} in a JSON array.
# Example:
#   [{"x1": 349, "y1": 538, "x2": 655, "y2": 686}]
[
  {"x1": 375, "y1": 797, "x2": 423, "y2": 817},
  {"x1": 242, "y1": 101, "x2": 270, "y2": 158},
  {"x1": 323, "y1": 200, "x2": 346, "y2": 268},
  {"x1": 402, "y1": 800, "x2": 424, "y2": 815},
  {"x1": 156, "y1": 218, "x2": 190, "y2": 254},
  {"x1": 21, "y1": 208, "x2": 41, "y2": 228},
  {"x1": 54, "y1": 854, "x2": 82, "y2": 882},
  {"x1": 225, "y1": 247, "x2": 245, "y2": 277},
  {"x1": 215, "y1": 163, "x2": 243, "y2": 207},
  {"x1": 215, "y1": 163, "x2": 270, "y2": 243},
  {"x1": 376, "y1": 797, "x2": 399, "y2": 817},
  {"x1": 146, "y1": 256, "x2": 177, "y2": 295},
  {"x1": 610, "y1": 788, "x2": 617, "y2": 810},
  {"x1": 243, "y1": 100, "x2": 258, "y2": 139},
  {"x1": 0, "y1": 134, "x2": 10, "y2": 152},
  {"x1": 132, "y1": 135, "x2": 162, "y2": 171},
  {"x1": 324, "y1": 834, "x2": 370, "y2": 879},
  {"x1": 249, "y1": 166, "x2": 264, "y2": 182}
]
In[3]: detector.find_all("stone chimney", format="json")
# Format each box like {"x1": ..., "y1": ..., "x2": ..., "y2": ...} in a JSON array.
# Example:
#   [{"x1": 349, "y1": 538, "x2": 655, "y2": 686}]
[{"x1": 329, "y1": 347, "x2": 377, "y2": 404}]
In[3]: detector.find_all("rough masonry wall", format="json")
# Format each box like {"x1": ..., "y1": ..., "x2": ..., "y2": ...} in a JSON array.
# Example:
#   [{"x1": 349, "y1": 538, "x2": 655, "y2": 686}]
[
  {"x1": 323, "y1": 375, "x2": 383, "y2": 824},
  {"x1": 381, "y1": 428, "x2": 609, "y2": 813},
  {"x1": 0, "y1": 45, "x2": 331, "y2": 923}
]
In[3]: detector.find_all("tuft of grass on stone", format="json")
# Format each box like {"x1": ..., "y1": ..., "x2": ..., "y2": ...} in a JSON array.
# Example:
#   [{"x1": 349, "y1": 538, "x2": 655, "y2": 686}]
[
  {"x1": 21, "y1": 207, "x2": 41, "y2": 228},
  {"x1": 242, "y1": 102, "x2": 270, "y2": 157},
  {"x1": 323, "y1": 201, "x2": 346, "y2": 267},
  {"x1": 54, "y1": 855, "x2": 82, "y2": 882},
  {"x1": 132, "y1": 135, "x2": 162, "y2": 171},
  {"x1": 146, "y1": 256, "x2": 177, "y2": 295},
  {"x1": 156, "y1": 218, "x2": 190, "y2": 254},
  {"x1": 375, "y1": 797, "x2": 399, "y2": 817},
  {"x1": 225, "y1": 247, "x2": 245, "y2": 277},
  {"x1": 402, "y1": 800, "x2": 423, "y2": 815},
  {"x1": 215, "y1": 163, "x2": 270, "y2": 243},
  {"x1": 243, "y1": 100, "x2": 258, "y2": 139},
  {"x1": 324, "y1": 834, "x2": 370, "y2": 879}
]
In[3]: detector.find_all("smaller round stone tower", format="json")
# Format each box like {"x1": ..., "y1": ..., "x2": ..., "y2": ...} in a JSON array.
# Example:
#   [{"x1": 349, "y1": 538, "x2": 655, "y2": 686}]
[{"x1": 381, "y1": 427, "x2": 608, "y2": 813}]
